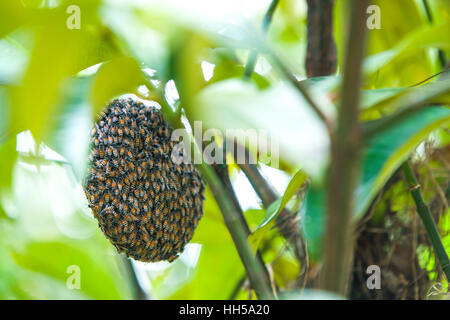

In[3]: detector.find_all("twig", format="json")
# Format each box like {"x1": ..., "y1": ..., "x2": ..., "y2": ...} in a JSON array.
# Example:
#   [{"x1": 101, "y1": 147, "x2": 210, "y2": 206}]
[
  {"x1": 401, "y1": 161, "x2": 450, "y2": 281},
  {"x1": 121, "y1": 256, "x2": 149, "y2": 300},
  {"x1": 320, "y1": 0, "x2": 368, "y2": 295},
  {"x1": 243, "y1": 0, "x2": 280, "y2": 79},
  {"x1": 196, "y1": 161, "x2": 275, "y2": 299}
]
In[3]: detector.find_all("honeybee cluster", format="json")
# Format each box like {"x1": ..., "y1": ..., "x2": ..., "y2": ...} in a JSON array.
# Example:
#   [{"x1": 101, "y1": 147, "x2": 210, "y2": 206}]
[{"x1": 84, "y1": 98, "x2": 205, "y2": 262}]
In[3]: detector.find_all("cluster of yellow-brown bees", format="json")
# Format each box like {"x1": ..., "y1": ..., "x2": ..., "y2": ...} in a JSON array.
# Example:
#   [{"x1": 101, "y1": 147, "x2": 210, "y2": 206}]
[{"x1": 84, "y1": 98, "x2": 205, "y2": 262}]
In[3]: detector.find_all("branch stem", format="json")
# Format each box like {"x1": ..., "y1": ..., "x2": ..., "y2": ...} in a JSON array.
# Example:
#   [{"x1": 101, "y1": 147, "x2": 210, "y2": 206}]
[
  {"x1": 197, "y1": 161, "x2": 275, "y2": 299},
  {"x1": 320, "y1": 0, "x2": 368, "y2": 295},
  {"x1": 401, "y1": 161, "x2": 450, "y2": 281}
]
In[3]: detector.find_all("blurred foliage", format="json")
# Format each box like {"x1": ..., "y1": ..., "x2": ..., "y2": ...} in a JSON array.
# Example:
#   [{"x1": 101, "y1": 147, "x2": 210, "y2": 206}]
[{"x1": 0, "y1": 0, "x2": 449, "y2": 299}]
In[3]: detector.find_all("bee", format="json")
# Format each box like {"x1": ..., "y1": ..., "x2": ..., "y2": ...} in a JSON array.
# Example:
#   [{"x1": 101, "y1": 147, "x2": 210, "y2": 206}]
[
  {"x1": 112, "y1": 148, "x2": 118, "y2": 158},
  {"x1": 126, "y1": 150, "x2": 133, "y2": 160}
]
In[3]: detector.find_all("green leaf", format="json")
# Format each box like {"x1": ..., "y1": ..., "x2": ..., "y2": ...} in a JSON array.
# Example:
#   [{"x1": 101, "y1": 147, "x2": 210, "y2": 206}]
[
  {"x1": 0, "y1": 1, "x2": 26, "y2": 38},
  {"x1": 46, "y1": 76, "x2": 93, "y2": 180},
  {"x1": 90, "y1": 57, "x2": 144, "y2": 116},
  {"x1": 304, "y1": 106, "x2": 450, "y2": 261},
  {"x1": 11, "y1": 240, "x2": 130, "y2": 300},
  {"x1": 361, "y1": 1, "x2": 443, "y2": 87},
  {"x1": 257, "y1": 169, "x2": 307, "y2": 230},
  {"x1": 9, "y1": 22, "x2": 114, "y2": 141},
  {"x1": 249, "y1": 168, "x2": 307, "y2": 252},
  {"x1": 192, "y1": 79, "x2": 331, "y2": 179},
  {"x1": 362, "y1": 79, "x2": 450, "y2": 117},
  {"x1": 364, "y1": 20, "x2": 450, "y2": 76}
]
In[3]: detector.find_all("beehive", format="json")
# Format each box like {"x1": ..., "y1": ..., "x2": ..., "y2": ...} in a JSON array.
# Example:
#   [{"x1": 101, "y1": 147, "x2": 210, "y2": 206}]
[{"x1": 84, "y1": 98, "x2": 205, "y2": 262}]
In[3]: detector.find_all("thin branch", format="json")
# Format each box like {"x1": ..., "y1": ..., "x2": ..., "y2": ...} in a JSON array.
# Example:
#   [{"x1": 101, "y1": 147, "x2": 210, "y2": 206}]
[
  {"x1": 243, "y1": 0, "x2": 280, "y2": 78},
  {"x1": 121, "y1": 256, "x2": 149, "y2": 300},
  {"x1": 196, "y1": 161, "x2": 275, "y2": 299},
  {"x1": 320, "y1": 0, "x2": 368, "y2": 295},
  {"x1": 401, "y1": 161, "x2": 450, "y2": 281}
]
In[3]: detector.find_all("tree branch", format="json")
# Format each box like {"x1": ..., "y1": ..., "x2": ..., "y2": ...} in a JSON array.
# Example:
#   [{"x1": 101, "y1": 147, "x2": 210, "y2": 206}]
[
  {"x1": 401, "y1": 161, "x2": 450, "y2": 281},
  {"x1": 305, "y1": 0, "x2": 337, "y2": 77},
  {"x1": 197, "y1": 161, "x2": 275, "y2": 299},
  {"x1": 320, "y1": 0, "x2": 368, "y2": 295}
]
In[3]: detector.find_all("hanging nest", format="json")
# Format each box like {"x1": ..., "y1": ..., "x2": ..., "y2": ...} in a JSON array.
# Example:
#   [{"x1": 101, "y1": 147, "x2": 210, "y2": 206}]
[{"x1": 84, "y1": 98, "x2": 205, "y2": 262}]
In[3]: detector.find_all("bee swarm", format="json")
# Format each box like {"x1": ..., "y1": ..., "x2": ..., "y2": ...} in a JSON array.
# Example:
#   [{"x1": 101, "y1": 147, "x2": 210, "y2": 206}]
[{"x1": 84, "y1": 98, "x2": 205, "y2": 262}]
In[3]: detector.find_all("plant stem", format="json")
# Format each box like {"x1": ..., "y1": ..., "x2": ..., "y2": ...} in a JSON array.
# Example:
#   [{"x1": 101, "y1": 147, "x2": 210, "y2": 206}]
[
  {"x1": 320, "y1": 0, "x2": 368, "y2": 295},
  {"x1": 243, "y1": 0, "x2": 280, "y2": 79},
  {"x1": 197, "y1": 161, "x2": 275, "y2": 299},
  {"x1": 401, "y1": 161, "x2": 450, "y2": 281},
  {"x1": 122, "y1": 256, "x2": 149, "y2": 300}
]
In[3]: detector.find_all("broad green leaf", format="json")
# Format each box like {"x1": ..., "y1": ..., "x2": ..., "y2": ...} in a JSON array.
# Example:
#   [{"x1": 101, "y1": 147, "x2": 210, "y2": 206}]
[
  {"x1": 0, "y1": 1, "x2": 26, "y2": 38},
  {"x1": 192, "y1": 79, "x2": 331, "y2": 179},
  {"x1": 11, "y1": 240, "x2": 130, "y2": 299},
  {"x1": 10, "y1": 21, "x2": 115, "y2": 141},
  {"x1": 90, "y1": 57, "x2": 144, "y2": 116},
  {"x1": 362, "y1": 0, "x2": 438, "y2": 87},
  {"x1": 362, "y1": 79, "x2": 450, "y2": 118},
  {"x1": 47, "y1": 76, "x2": 93, "y2": 180},
  {"x1": 304, "y1": 106, "x2": 450, "y2": 261},
  {"x1": 210, "y1": 61, "x2": 270, "y2": 89},
  {"x1": 101, "y1": 3, "x2": 168, "y2": 75}
]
